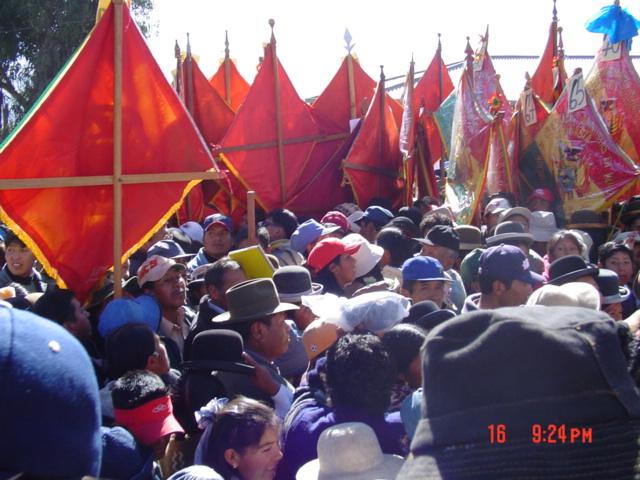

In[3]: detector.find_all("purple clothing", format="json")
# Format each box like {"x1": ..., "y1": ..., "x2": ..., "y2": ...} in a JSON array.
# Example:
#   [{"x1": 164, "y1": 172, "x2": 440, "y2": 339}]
[{"x1": 276, "y1": 402, "x2": 407, "y2": 480}]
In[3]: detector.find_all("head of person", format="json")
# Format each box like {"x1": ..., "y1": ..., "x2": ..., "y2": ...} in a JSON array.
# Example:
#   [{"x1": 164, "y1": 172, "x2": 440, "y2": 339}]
[
  {"x1": 385, "y1": 216, "x2": 420, "y2": 239},
  {"x1": 397, "y1": 306, "x2": 640, "y2": 479},
  {"x1": 235, "y1": 225, "x2": 270, "y2": 252},
  {"x1": 414, "y1": 225, "x2": 460, "y2": 270},
  {"x1": 547, "y1": 255, "x2": 600, "y2": 289},
  {"x1": 203, "y1": 214, "x2": 234, "y2": 260},
  {"x1": 356, "y1": 206, "x2": 394, "y2": 243},
  {"x1": 308, "y1": 238, "x2": 360, "y2": 291},
  {"x1": 401, "y1": 256, "x2": 451, "y2": 307},
  {"x1": 321, "y1": 210, "x2": 350, "y2": 236},
  {"x1": 599, "y1": 242, "x2": 634, "y2": 286},
  {"x1": 3, "y1": 231, "x2": 36, "y2": 278},
  {"x1": 1, "y1": 308, "x2": 102, "y2": 478},
  {"x1": 382, "y1": 324, "x2": 427, "y2": 389},
  {"x1": 526, "y1": 188, "x2": 554, "y2": 212},
  {"x1": 196, "y1": 396, "x2": 282, "y2": 480},
  {"x1": 138, "y1": 255, "x2": 187, "y2": 313},
  {"x1": 32, "y1": 287, "x2": 92, "y2": 344},
  {"x1": 212, "y1": 279, "x2": 297, "y2": 361},
  {"x1": 621, "y1": 196, "x2": 640, "y2": 232},
  {"x1": 547, "y1": 229, "x2": 586, "y2": 263},
  {"x1": 482, "y1": 197, "x2": 511, "y2": 231},
  {"x1": 419, "y1": 211, "x2": 454, "y2": 238},
  {"x1": 529, "y1": 210, "x2": 559, "y2": 257},
  {"x1": 272, "y1": 265, "x2": 322, "y2": 330},
  {"x1": 203, "y1": 257, "x2": 247, "y2": 309},
  {"x1": 376, "y1": 227, "x2": 416, "y2": 268},
  {"x1": 325, "y1": 333, "x2": 395, "y2": 416},
  {"x1": 478, "y1": 244, "x2": 543, "y2": 307},
  {"x1": 487, "y1": 221, "x2": 533, "y2": 256},
  {"x1": 105, "y1": 323, "x2": 170, "y2": 380},
  {"x1": 498, "y1": 207, "x2": 532, "y2": 233},
  {"x1": 263, "y1": 208, "x2": 299, "y2": 242},
  {"x1": 597, "y1": 268, "x2": 631, "y2": 321},
  {"x1": 290, "y1": 219, "x2": 340, "y2": 255},
  {"x1": 460, "y1": 248, "x2": 484, "y2": 294},
  {"x1": 111, "y1": 370, "x2": 184, "y2": 458}
]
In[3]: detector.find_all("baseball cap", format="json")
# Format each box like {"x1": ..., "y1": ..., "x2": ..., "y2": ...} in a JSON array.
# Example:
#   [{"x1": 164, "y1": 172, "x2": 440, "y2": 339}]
[
  {"x1": 413, "y1": 225, "x2": 460, "y2": 252},
  {"x1": 113, "y1": 395, "x2": 184, "y2": 446},
  {"x1": 180, "y1": 221, "x2": 204, "y2": 244},
  {"x1": 98, "y1": 295, "x2": 162, "y2": 339},
  {"x1": 147, "y1": 239, "x2": 193, "y2": 260},
  {"x1": 361, "y1": 206, "x2": 394, "y2": 226},
  {"x1": 321, "y1": 211, "x2": 349, "y2": 232},
  {"x1": 527, "y1": 187, "x2": 555, "y2": 204},
  {"x1": 307, "y1": 238, "x2": 361, "y2": 272},
  {"x1": 484, "y1": 197, "x2": 511, "y2": 216},
  {"x1": 137, "y1": 255, "x2": 186, "y2": 287},
  {"x1": 290, "y1": 219, "x2": 340, "y2": 253},
  {"x1": 478, "y1": 244, "x2": 544, "y2": 285},
  {"x1": 401, "y1": 256, "x2": 450, "y2": 282},
  {"x1": 203, "y1": 213, "x2": 233, "y2": 232}
]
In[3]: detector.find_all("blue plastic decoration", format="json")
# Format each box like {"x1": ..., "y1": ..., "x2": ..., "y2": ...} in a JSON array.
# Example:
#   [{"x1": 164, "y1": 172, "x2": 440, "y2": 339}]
[{"x1": 585, "y1": 2, "x2": 640, "y2": 44}]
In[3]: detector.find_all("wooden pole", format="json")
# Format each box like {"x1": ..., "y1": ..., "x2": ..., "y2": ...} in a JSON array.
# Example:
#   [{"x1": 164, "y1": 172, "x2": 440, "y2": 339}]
[
  {"x1": 436, "y1": 33, "x2": 445, "y2": 198},
  {"x1": 378, "y1": 65, "x2": 385, "y2": 198},
  {"x1": 224, "y1": 30, "x2": 232, "y2": 105},
  {"x1": 113, "y1": 0, "x2": 124, "y2": 299},
  {"x1": 269, "y1": 19, "x2": 287, "y2": 205},
  {"x1": 247, "y1": 191, "x2": 257, "y2": 246},
  {"x1": 183, "y1": 33, "x2": 194, "y2": 219},
  {"x1": 346, "y1": 55, "x2": 357, "y2": 119}
]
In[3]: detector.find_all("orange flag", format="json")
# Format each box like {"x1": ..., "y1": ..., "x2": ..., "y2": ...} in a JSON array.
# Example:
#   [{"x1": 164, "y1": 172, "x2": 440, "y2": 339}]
[
  {"x1": 520, "y1": 70, "x2": 640, "y2": 222},
  {"x1": 209, "y1": 34, "x2": 250, "y2": 112},
  {"x1": 0, "y1": 4, "x2": 221, "y2": 301},
  {"x1": 530, "y1": 13, "x2": 567, "y2": 108},
  {"x1": 342, "y1": 70, "x2": 404, "y2": 208},
  {"x1": 445, "y1": 68, "x2": 492, "y2": 224},
  {"x1": 586, "y1": 38, "x2": 640, "y2": 164},
  {"x1": 219, "y1": 34, "x2": 350, "y2": 216}
]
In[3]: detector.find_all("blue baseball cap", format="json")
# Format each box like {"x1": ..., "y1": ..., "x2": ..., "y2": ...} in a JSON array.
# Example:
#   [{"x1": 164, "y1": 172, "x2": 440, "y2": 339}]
[
  {"x1": 401, "y1": 256, "x2": 450, "y2": 282},
  {"x1": 361, "y1": 206, "x2": 394, "y2": 226},
  {"x1": 290, "y1": 219, "x2": 341, "y2": 253},
  {"x1": 478, "y1": 244, "x2": 544, "y2": 285},
  {"x1": 98, "y1": 295, "x2": 161, "y2": 339},
  {"x1": 203, "y1": 213, "x2": 233, "y2": 232}
]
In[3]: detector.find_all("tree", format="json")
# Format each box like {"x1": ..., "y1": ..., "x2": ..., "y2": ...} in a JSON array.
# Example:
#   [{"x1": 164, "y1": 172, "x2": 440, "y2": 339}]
[{"x1": 0, "y1": 0, "x2": 154, "y2": 140}]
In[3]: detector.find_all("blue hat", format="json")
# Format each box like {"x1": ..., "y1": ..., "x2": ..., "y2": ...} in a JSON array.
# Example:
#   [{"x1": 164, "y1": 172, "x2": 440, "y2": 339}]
[
  {"x1": 290, "y1": 219, "x2": 340, "y2": 253},
  {"x1": 402, "y1": 256, "x2": 450, "y2": 282},
  {"x1": 98, "y1": 295, "x2": 161, "y2": 339},
  {"x1": 100, "y1": 426, "x2": 154, "y2": 480},
  {"x1": 147, "y1": 239, "x2": 193, "y2": 260},
  {"x1": 0, "y1": 307, "x2": 101, "y2": 478},
  {"x1": 361, "y1": 206, "x2": 394, "y2": 226},
  {"x1": 203, "y1": 213, "x2": 233, "y2": 232},
  {"x1": 479, "y1": 244, "x2": 544, "y2": 285}
]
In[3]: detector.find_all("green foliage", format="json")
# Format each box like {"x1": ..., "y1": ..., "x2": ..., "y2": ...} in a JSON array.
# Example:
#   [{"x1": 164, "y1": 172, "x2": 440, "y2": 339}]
[{"x1": 0, "y1": 0, "x2": 154, "y2": 140}]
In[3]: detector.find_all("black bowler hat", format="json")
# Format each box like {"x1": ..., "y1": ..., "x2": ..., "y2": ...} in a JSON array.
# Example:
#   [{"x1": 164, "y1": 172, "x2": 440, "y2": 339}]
[
  {"x1": 547, "y1": 255, "x2": 599, "y2": 285},
  {"x1": 597, "y1": 268, "x2": 631, "y2": 305},
  {"x1": 212, "y1": 278, "x2": 298, "y2": 324},
  {"x1": 398, "y1": 306, "x2": 640, "y2": 479},
  {"x1": 182, "y1": 329, "x2": 254, "y2": 375},
  {"x1": 272, "y1": 266, "x2": 322, "y2": 303}
]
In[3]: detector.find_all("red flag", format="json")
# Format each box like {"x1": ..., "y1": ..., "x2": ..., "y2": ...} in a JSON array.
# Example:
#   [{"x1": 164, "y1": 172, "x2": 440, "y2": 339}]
[
  {"x1": 414, "y1": 40, "x2": 454, "y2": 167},
  {"x1": 0, "y1": 4, "x2": 222, "y2": 301},
  {"x1": 521, "y1": 70, "x2": 640, "y2": 222},
  {"x1": 342, "y1": 70, "x2": 404, "y2": 208},
  {"x1": 219, "y1": 36, "x2": 350, "y2": 216},
  {"x1": 586, "y1": 38, "x2": 640, "y2": 164},
  {"x1": 209, "y1": 34, "x2": 250, "y2": 112},
  {"x1": 530, "y1": 16, "x2": 567, "y2": 108}
]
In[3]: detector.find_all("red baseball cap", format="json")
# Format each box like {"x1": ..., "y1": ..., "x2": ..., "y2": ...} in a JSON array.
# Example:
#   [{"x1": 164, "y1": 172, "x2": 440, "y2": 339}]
[
  {"x1": 527, "y1": 188, "x2": 554, "y2": 204},
  {"x1": 321, "y1": 211, "x2": 349, "y2": 232},
  {"x1": 113, "y1": 395, "x2": 184, "y2": 446},
  {"x1": 308, "y1": 238, "x2": 360, "y2": 271}
]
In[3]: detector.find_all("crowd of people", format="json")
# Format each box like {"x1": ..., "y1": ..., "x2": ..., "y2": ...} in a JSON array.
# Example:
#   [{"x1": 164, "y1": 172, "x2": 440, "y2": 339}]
[{"x1": 5, "y1": 188, "x2": 640, "y2": 479}]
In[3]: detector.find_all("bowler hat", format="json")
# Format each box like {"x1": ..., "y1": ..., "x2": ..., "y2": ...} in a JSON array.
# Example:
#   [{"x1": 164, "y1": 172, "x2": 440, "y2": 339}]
[
  {"x1": 182, "y1": 329, "x2": 254, "y2": 375},
  {"x1": 212, "y1": 278, "x2": 297, "y2": 324},
  {"x1": 273, "y1": 266, "x2": 323, "y2": 303},
  {"x1": 455, "y1": 225, "x2": 483, "y2": 251},
  {"x1": 487, "y1": 221, "x2": 533, "y2": 247},
  {"x1": 398, "y1": 306, "x2": 640, "y2": 479},
  {"x1": 597, "y1": 268, "x2": 631, "y2": 304},
  {"x1": 547, "y1": 255, "x2": 599, "y2": 285}
]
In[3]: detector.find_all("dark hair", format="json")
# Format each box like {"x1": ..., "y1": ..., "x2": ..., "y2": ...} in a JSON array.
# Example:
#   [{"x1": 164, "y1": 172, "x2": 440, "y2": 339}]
[
  {"x1": 419, "y1": 212, "x2": 453, "y2": 237},
  {"x1": 312, "y1": 258, "x2": 344, "y2": 296},
  {"x1": 376, "y1": 227, "x2": 416, "y2": 267},
  {"x1": 479, "y1": 275, "x2": 513, "y2": 295},
  {"x1": 266, "y1": 208, "x2": 299, "y2": 238},
  {"x1": 325, "y1": 333, "x2": 395, "y2": 415},
  {"x1": 3, "y1": 230, "x2": 26, "y2": 248},
  {"x1": 382, "y1": 324, "x2": 426, "y2": 376},
  {"x1": 204, "y1": 257, "x2": 243, "y2": 290},
  {"x1": 235, "y1": 226, "x2": 270, "y2": 251},
  {"x1": 598, "y1": 241, "x2": 633, "y2": 265},
  {"x1": 111, "y1": 370, "x2": 167, "y2": 410},
  {"x1": 397, "y1": 207, "x2": 422, "y2": 229},
  {"x1": 31, "y1": 288, "x2": 75, "y2": 326},
  {"x1": 199, "y1": 396, "x2": 279, "y2": 478},
  {"x1": 229, "y1": 314, "x2": 275, "y2": 344},
  {"x1": 105, "y1": 323, "x2": 157, "y2": 380}
]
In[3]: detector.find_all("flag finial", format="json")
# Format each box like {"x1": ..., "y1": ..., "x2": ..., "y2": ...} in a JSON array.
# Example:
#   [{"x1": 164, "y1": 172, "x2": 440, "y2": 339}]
[
  {"x1": 558, "y1": 26, "x2": 565, "y2": 57},
  {"x1": 465, "y1": 36, "x2": 474, "y2": 75},
  {"x1": 186, "y1": 32, "x2": 191, "y2": 57},
  {"x1": 574, "y1": 67, "x2": 582, "y2": 76},
  {"x1": 174, "y1": 40, "x2": 180, "y2": 59},
  {"x1": 224, "y1": 30, "x2": 229, "y2": 58},
  {"x1": 344, "y1": 29, "x2": 354, "y2": 53},
  {"x1": 380, "y1": 65, "x2": 385, "y2": 80},
  {"x1": 269, "y1": 18, "x2": 276, "y2": 44},
  {"x1": 615, "y1": 0, "x2": 620, "y2": 6},
  {"x1": 553, "y1": 0, "x2": 558, "y2": 22},
  {"x1": 525, "y1": 71, "x2": 531, "y2": 87},
  {"x1": 437, "y1": 32, "x2": 442, "y2": 52}
]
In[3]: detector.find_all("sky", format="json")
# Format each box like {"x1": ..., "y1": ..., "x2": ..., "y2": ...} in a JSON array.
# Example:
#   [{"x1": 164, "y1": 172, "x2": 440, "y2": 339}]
[{"x1": 145, "y1": 0, "x2": 640, "y2": 101}]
